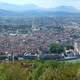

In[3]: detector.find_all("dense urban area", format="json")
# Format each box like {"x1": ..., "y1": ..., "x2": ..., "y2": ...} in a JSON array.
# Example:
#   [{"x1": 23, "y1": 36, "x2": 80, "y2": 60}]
[
  {"x1": 0, "y1": 16, "x2": 80, "y2": 60},
  {"x1": 0, "y1": 0, "x2": 80, "y2": 80},
  {"x1": 0, "y1": 15, "x2": 80, "y2": 80}
]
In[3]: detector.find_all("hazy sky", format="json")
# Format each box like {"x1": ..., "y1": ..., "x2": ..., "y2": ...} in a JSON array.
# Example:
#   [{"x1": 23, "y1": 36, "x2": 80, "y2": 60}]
[{"x1": 0, "y1": 0, "x2": 80, "y2": 9}]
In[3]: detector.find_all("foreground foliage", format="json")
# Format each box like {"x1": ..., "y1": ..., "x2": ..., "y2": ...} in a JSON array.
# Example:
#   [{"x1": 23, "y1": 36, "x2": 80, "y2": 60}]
[{"x1": 0, "y1": 61, "x2": 80, "y2": 80}]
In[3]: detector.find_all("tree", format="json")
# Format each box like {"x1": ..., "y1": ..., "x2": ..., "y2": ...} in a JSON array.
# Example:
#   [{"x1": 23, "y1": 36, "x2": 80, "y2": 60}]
[{"x1": 49, "y1": 43, "x2": 65, "y2": 54}]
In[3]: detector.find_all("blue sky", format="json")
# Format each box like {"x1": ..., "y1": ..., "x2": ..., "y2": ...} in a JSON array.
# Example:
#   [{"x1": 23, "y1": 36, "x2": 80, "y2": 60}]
[{"x1": 0, "y1": 0, "x2": 80, "y2": 9}]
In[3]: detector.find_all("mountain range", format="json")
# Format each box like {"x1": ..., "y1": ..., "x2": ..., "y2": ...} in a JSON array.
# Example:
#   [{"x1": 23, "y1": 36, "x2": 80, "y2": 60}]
[{"x1": 0, "y1": 2, "x2": 80, "y2": 16}]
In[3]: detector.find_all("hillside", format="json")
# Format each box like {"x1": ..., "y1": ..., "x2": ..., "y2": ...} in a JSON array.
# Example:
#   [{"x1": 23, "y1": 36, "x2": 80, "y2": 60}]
[{"x1": 0, "y1": 3, "x2": 80, "y2": 16}]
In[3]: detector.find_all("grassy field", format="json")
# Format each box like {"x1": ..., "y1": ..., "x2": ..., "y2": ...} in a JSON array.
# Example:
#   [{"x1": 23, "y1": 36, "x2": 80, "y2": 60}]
[{"x1": 0, "y1": 60, "x2": 80, "y2": 80}]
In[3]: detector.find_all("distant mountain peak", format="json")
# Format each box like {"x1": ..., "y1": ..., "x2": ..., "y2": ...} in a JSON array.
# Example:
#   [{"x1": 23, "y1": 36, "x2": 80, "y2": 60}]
[
  {"x1": 0, "y1": 2, "x2": 42, "y2": 12},
  {"x1": 52, "y1": 6, "x2": 79, "y2": 13}
]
